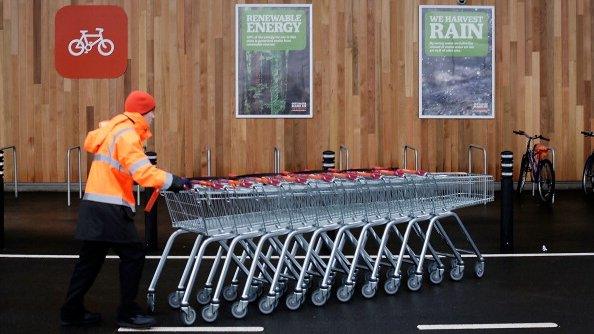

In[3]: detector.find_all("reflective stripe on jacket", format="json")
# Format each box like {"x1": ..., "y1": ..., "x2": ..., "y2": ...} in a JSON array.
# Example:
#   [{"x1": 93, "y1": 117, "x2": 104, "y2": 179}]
[{"x1": 82, "y1": 111, "x2": 172, "y2": 212}]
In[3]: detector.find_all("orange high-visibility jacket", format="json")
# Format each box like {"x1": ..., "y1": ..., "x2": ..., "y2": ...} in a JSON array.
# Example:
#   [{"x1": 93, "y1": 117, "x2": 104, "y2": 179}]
[{"x1": 82, "y1": 112, "x2": 172, "y2": 212}]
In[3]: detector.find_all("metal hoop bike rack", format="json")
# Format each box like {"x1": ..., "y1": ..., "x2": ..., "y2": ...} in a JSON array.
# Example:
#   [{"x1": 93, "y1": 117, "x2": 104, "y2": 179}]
[
  {"x1": 403, "y1": 145, "x2": 419, "y2": 170},
  {"x1": 273, "y1": 147, "x2": 281, "y2": 173},
  {"x1": 468, "y1": 144, "x2": 487, "y2": 174},
  {"x1": 339, "y1": 145, "x2": 349, "y2": 170},
  {"x1": 0, "y1": 146, "x2": 18, "y2": 198},
  {"x1": 67, "y1": 146, "x2": 82, "y2": 206},
  {"x1": 206, "y1": 147, "x2": 212, "y2": 177}
]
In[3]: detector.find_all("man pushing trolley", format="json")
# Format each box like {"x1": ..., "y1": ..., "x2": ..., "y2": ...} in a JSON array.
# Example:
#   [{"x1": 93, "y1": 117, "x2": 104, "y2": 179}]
[{"x1": 60, "y1": 91, "x2": 191, "y2": 329}]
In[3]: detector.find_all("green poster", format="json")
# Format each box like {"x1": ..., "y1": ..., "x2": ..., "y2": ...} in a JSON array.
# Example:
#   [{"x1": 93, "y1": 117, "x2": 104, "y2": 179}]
[
  {"x1": 424, "y1": 11, "x2": 489, "y2": 57},
  {"x1": 236, "y1": 5, "x2": 312, "y2": 118},
  {"x1": 419, "y1": 6, "x2": 495, "y2": 119}
]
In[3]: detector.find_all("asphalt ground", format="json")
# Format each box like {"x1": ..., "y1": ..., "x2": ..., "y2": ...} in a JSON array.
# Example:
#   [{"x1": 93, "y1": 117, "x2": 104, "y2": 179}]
[{"x1": 1, "y1": 190, "x2": 594, "y2": 333}]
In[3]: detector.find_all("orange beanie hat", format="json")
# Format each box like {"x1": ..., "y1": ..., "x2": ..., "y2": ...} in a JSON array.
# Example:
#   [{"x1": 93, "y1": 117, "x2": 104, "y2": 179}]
[{"x1": 125, "y1": 91, "x2": 155, "y2": 115}]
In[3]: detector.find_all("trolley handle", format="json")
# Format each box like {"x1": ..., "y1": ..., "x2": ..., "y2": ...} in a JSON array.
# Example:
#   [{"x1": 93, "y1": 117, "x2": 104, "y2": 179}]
[
  {"x1": 196, "y1": 180, "x2": 224, "y2": 190},
  {"x1": 398, "y1": 168, "x2": 428, "y2": 176},
  {"x1": 307, "y1": 174, "x2": 333, "y2": 182},
  {"x1": 255, "y1": 177, "x2": 281, "y2": 186},
  {"x1": 282, "y1": 175, "x2": 308, "y2": 184},
  {"x1": 331, "y1": 172, "x2": 358, "y2": 181}
]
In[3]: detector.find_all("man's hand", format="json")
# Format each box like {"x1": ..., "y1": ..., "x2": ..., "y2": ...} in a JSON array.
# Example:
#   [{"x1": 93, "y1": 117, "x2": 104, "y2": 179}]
[{"x1": 169, "y1": 175, "x2": 192, "y2": 192}]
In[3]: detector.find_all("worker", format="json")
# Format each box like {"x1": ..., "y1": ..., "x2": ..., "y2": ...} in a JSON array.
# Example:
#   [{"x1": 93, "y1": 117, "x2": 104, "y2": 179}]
[{"x1": 60, "y1": 91, "x2": 191, "y2": 329}]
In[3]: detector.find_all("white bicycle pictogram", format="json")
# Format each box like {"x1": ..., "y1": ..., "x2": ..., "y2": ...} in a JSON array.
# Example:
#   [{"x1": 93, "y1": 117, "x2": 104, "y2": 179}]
[{"x1": 68, "y1": 28, "x2": 115, "y2": 57}]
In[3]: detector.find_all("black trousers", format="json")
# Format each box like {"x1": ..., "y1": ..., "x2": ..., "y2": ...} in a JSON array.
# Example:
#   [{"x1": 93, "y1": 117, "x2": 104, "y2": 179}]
[{"x1": 61, "y1": 240, "x2": 145, "y2": 320}]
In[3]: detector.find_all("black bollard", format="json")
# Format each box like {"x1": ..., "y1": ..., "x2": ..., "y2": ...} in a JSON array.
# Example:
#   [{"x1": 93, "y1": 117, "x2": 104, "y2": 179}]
[
  {"x1": 323, "y1": 150, "x2": 335, "y2": 171},
  {"x1": 144, "y1": 151, "x2": 158, "y2": 251},
  {"x1": 1, "y1": 150, "x2": 4, "y2": 249},
  {"x1": 500, "y1": 151, "x2": 514, "y2": 253}
]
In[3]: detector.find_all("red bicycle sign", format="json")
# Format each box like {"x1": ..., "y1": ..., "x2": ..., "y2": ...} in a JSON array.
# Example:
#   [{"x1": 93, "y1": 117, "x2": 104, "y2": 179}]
[
  {"x1": 68, "y1": 28, "x2": 115, "y2": 57},
  {"x1": 55, "y1": 5, "x2": 127, "y2": 78}
]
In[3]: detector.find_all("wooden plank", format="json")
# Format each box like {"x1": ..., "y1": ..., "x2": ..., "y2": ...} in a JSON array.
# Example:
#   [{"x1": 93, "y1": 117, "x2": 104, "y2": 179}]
[{"x1": 0, "y1": 0, "x2": 593, "y2": 182}]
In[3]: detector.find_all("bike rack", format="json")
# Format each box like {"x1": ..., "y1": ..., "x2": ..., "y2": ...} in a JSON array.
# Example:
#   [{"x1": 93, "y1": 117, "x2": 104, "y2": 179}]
[
  {"x1": 67, "y1": 146, "x2": 82, "y2": 206},
  {"x1": 468, "y1": 144, "x2": 487, "y2": 174},
  {"x1": 0, "y1": 146, "x2": 17, "y2": 198},
  {"x1": 403, "y1": 145, "x2": 419, "y2": 170},
  {"x1": 339, "y1": 145, "x2": 349, "y2": 170},
  {"x1": 273, "y1": 147, "x2": 281, "y2": 173},
  {"x1": 206, "y1": 147, "x2": 212, "y2": 177}
]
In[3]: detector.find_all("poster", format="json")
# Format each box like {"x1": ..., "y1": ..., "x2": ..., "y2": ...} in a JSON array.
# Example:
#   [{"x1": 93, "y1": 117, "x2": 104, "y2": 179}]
[
  {"x1": 236, "y1": 4, "x2": 313, "y2": 118},
  {"x1": 419, "y1": 6, "x2": 495, "y2": 119}
]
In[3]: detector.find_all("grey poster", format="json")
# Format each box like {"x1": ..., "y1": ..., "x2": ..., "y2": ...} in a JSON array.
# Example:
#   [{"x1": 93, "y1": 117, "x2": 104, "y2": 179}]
[{"x1": 419, "y1": 6, "x2": 495, "y2": 119}]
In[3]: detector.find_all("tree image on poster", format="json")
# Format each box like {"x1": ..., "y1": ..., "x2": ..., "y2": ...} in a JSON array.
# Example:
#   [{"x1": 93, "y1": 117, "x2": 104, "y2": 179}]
[
  {"x1": 236, "y1": 5, "x2": 312, "y2": 118},
  {"x1": 419, "y1": 6, "x2": 495, "y2": 119}
]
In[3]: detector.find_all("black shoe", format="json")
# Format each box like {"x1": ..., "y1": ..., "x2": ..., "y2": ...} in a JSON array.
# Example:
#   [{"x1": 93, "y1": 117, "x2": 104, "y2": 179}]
[
  {"x1": 117, "y1": 314, "x2": 156, "y2": 329},
  {"x1": 61, "y1": 311, "x2": 102, "y2": 327}
]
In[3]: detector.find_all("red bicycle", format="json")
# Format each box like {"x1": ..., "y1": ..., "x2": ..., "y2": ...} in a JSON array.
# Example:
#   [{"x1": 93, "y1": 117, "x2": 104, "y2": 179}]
[{"x1": 514, "y1": 130, "x2": 555, "y2": 203}]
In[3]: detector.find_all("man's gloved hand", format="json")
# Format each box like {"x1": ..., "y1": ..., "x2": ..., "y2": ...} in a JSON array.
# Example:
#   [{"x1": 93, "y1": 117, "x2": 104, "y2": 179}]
[{"x1": 169, "y1": 175, "x2": 193, "y2": 192}]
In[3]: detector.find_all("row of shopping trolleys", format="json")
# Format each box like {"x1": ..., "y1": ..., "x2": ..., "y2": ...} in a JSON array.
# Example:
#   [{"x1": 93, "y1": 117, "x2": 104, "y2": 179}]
[{"x1": 145, "y1": 168, "x2": 495, "y2": 325}]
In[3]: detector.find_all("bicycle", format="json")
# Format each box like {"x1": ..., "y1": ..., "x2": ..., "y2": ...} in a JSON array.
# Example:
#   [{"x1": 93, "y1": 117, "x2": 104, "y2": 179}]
[
  {"x1": 581, "y1": 131, "x2": 594, "y2": 195},
  {"x1": 68, "y1": 28, "x2": 115, "y2": 57},
  {"x1": 513, "y1": 130, "x2": 555, "y2": 203}
]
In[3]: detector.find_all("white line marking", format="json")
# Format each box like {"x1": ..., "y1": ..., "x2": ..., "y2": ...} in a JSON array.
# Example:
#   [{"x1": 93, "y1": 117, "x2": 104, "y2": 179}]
[
  {"x1": 2, "y1": 252, "x2": 594, "y2": 260},
  {"x1": 417, "y1": 323, "x2": 559, "y2": 330},
  {"x1": 117, "y1": 326, "x2": 264, "y2": 332}
]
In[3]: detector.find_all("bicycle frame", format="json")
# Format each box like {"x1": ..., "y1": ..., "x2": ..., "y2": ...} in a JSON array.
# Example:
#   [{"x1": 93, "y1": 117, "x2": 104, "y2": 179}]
[
  {"x1": 521, "y1": 139, "x2": 542, "y2": 195},
  {"x1": 77, "y1": 29, "x2": 105, "y2": 49}
]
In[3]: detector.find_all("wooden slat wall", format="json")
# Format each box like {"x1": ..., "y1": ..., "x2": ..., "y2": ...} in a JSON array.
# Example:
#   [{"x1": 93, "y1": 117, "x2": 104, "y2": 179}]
[{"x1": 0, "y1": 0, "x2": 593, "y2": 183}]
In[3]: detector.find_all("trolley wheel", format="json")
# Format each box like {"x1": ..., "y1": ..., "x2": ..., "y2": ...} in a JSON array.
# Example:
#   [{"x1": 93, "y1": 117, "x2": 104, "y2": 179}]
[
  {"x1": 258, "y1": 297, "x2": 275, "y2": 315},
  {"x1": 429, "y1": 269, "x2": 443, "y2": 285},
  {"x1": 180, "y1": 307, "x2": 196, "y2": 326},
  {"x1": 311, "y1": 289, "x2": 327, "y2": 306},
  {"x1": 201, "y1": 305, "x2": 218, "y2": 323},
  {"x1": 407, "y1": 265, "x2": 417, "y2": 277},
  {"x1": 361, "y1": 282, "x2": 376, "y2": 299},
  {"x1": 248, "y1": 284, "x2": 262, "y2": 300},
  {"x1": 450, "y1": 265, "x2": 464, "y2": 281},
  {"x1": 147, "y1": 292, "x2": 156, "y2": 314},
  {"x1": 223, "y1": 285, "x2": 238, "y2": 301},
  {"x1": 386, "y1": 268, "x2": 395, "y2": 279},
  {"x1": 196, "y1": 288, "x2": 211, "y2": 305},
  {"x1": 285, "y1": 293, "x2": 301, "y2": 311},
  {"x1": 428, "y1": 261, "x2": 439, "y2": 274},
  {"x1": 384, "y1": 277, "x2": 399, "y2": 295},
  {"x1": 336, "y1": 285, "x2": 353, "y2": 303},
  {"x1": 474, "y1": 261, "x2": 485, "y2": 278},
  {"x1": 407, "y1": 275, "x2": 422, "y2": 292},
  {"x1": 168, "y1": 291, "x2": 181, "y2": 309},
  {"x1": 231, "y1": 301, "x2": 247, "y2": 319}
]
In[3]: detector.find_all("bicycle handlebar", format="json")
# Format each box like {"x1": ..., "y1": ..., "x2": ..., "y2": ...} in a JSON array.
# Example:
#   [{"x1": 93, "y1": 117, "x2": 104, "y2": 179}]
[
  {"x1": 581, "y1": 131, "x2": 594, "y2": 137},
  {"x1": 513, "y1": 130, "x2": 550, "y2": 141}
]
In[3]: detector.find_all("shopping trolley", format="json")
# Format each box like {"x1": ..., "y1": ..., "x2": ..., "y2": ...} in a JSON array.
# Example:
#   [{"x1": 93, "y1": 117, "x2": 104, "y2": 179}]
[{"x1": 147, "y1": 169, "x2": 494, "y2": 325}]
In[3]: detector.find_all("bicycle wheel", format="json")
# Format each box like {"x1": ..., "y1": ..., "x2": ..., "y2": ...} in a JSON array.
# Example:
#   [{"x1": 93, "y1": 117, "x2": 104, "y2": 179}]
[
  {"x1": 582, "y1": 155, "x2": 594, "y2": 195},
  {"x1": 537, "y1": 159, "x2": 555, "y2": 203},
  {"x1": 517, "y1": 153, "x2": 529, "y2": 195}
]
